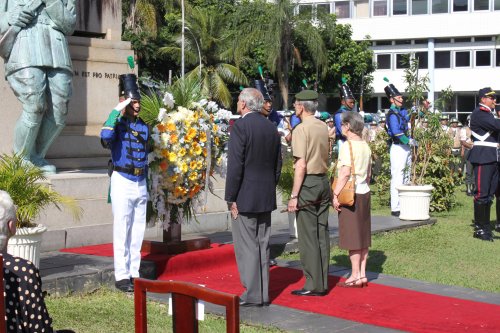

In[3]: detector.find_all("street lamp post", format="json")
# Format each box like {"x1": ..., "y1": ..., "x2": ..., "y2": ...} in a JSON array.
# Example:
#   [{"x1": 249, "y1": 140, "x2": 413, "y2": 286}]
[{"x1": 181, "y1": 0, "x2": 185, "y2": 79}]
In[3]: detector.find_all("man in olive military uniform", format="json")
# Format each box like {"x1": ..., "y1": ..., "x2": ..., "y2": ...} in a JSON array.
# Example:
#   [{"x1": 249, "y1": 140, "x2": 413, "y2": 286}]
[
  {"x1": 468, "y1": 87, "x2": 500, "y2": 241},
  {"x1": 288, "y1": 90, "x2": 330, "y2": 296}
]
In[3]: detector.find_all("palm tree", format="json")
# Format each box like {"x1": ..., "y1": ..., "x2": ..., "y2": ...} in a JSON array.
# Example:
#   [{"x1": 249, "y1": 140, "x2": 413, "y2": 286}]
[
  {"x1": 159, "y1": 6, "x2": 248, "y2": 108},
  {"x1": 234, "y1": 0, "x2": 330, "y2": 109},
  {"x1": 125, "y1": 0, "x2": 172, "y2": 37}
]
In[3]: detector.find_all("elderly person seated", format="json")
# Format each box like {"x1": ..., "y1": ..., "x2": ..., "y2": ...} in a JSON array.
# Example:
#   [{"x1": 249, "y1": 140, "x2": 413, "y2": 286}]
[{"x1": 0, "y1": 190, "x2": 74, "y2": 333}]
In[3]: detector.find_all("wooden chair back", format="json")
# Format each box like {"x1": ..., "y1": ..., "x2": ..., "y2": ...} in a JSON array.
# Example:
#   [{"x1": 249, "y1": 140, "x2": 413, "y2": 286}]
[
  {"x1": 134, "y1": 279, "x2": 239, "y2": 333},
  {"x1": 0, "y1": 254, "x2": 6, "y2": 333}
]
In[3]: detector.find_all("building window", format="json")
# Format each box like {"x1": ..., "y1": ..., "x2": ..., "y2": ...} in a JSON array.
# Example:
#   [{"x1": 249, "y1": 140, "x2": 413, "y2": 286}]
[
  {"x1": 317, "y1": 3, "x2": 331, "y2": 16},
  {"x1": 454, "y1": 37, "x2": 471, "y2": 43},
  {"x1": 355, "y1": 0, "x2": 370, "y2": 17},
  {"x1": 373, "y1": 0, "x2": 388, "y2": 15},
  {"x1": 393, "y1": 0, "x2": 408, "y2": 14},
  {"x1": 412, "y1": 0, "x2": 428, "y2": 13},
  {"x1": 455, "y1": 51, "x2": 471, "y2": 67},
  {"x1": 495, "y1": 0, "x2": 500, "y2": 10},
  {"x1": 432, "y1": 0, "x2": 448, "y2": 13},
  {"x1": 375, "y1": 40, "x2": 392, "y2": 46},
  {"x1": 396, "y1": 54, "x2": 410, "y2": 69},
  {"x1": 475, "y1": 36, "x2": 492, "y2": 42},
  {"x1": 496, "y1": 49, "x2": 500, "y2": 66},
  {"x1": 299, "y1": 4, "x2": 313, "y2": 17},
  {"x1": 395, "y1": 40, "x2": 412, "y2": 45},
  {"x1": 474, "y1": 0, "x2": 489, "y2": 10},
  {"x1": 415, "y1": 52, "x2": 428, "y2": 69},
  {"x1": 453, "y1": 0, "x2": 468, "y2": 11},
  {"x1": 476, "y1": 50, "x2": 491, "y2": 66},
  {"x1": 414, "y1": 39, "x2": 428, "y2": 44},
  {"x1": 457, "y1": 95, "x2": 476, "y2": 112},
  {"x1": 435, "y1": 51, "x2": 451, "y2": 68},
  {"x1": 377, "y1": 54, "x2": 391, "y2": 69},
  {"x1": 435, "y1": 38, "x2": 451, "y2": 43},
  {"x1": 335, "y1": 1, "x2": 350, "y2": 18}
]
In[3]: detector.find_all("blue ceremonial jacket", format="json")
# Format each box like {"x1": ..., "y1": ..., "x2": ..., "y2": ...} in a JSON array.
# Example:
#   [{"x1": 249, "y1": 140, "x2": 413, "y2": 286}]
[
  {"x1": 386, "y1": 105, "x2": 409, "y2": 143},
  {"x1": 100, "y1": 110, "x2": 149, "y2": 182},
  {"x1": 334, "y1": 105, "x2": 351, "y2": 140},
  {"x1": 468, "y1": 104, "x2": 500, "y2": 164}
]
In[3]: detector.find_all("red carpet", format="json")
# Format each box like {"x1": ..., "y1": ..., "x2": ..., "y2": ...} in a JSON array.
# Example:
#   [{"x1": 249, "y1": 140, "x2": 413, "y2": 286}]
[{"x1": 62, "y1": 243, "x2": 500, "y2": 333}]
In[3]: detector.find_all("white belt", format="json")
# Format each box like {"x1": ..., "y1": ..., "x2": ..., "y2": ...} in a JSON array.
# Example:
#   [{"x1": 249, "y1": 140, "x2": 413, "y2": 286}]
[
  {"x1": 471, "y1": 130, "x2": 492, "y2": 141},
  {"x1": 473, "y1": 141, "x2": 498, "y2": 148}
]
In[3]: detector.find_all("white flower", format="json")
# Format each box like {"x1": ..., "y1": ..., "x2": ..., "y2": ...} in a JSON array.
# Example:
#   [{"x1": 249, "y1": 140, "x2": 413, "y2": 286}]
[
  {"x1": 157, "y1": 108, "x2": 167, "y2": 122},
  {"x1": 163, "y1": 92, "x2": 175, "y2": 109},
  {"x1": 207, "y1": 101, "x2": 218, "y2": 112}
]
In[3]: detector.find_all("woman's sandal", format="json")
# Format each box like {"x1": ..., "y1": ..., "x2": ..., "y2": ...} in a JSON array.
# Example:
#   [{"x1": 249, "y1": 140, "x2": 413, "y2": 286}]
[
  {"x1": 336, "y1": 278, "x2": 364, "y2": 288},
  {"x1": 360, "y1": 276, "x2": 368, "y2": 287}
]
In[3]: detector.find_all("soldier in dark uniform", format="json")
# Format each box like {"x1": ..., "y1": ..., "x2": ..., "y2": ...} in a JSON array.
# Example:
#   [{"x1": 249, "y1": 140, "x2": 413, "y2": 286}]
[
  {"x1": 334, "y1": 81, "x2": 356, "y2": 150},
  {"x1": 100, "y1": 74, "x2": 149, "y2": 290},
  {"x1": 468, "y1": 87, "x2": 499, "y2": 241},
  {"x1": 385, "y1": 83, "x2": 411, "y2": 217}
]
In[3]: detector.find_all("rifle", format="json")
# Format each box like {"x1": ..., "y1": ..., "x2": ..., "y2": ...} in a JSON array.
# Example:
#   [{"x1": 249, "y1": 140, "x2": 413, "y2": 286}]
[{"x1": 0, "y1": 0, "x2": 43, "y2": 60}]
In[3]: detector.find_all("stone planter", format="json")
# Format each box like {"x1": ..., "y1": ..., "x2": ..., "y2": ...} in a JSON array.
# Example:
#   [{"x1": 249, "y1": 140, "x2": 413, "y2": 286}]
[
  {"x1": 7, "y1": 225, "x2": 48, "y2": 268},
  {"x1": 397, "y1": 185, "x2": 434, "y2": 221},
  {"x1": 288, "y1": 212, "x2": 298, "y2": 239}
]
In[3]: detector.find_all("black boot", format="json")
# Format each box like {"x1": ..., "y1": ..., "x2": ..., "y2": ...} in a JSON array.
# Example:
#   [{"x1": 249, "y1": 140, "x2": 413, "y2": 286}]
[{"x1": 473, "y1": 202, "x2": 493, "y2": 241}]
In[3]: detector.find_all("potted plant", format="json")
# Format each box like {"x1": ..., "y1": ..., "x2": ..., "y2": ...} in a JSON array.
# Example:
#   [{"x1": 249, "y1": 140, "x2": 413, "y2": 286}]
[
  {"x1": 277, "y1": 152, "x2": 298, "y2": 238},
  {"x1": 0, "y1": 153, "x2": 81, "y2": 267},
  {"x1": 394, "y1": 56, "x2": 459, "y2": 220}
]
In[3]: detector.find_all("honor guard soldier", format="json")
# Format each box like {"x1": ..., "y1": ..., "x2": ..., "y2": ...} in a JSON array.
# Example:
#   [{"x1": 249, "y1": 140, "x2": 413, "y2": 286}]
[
  {"x1": 385, "y1": 83, "x2": 411, "y2": 217},
  {"x1": 255, "y1": 80, "x2": 291, "y2": 142},
  {"x1": 101, "y1": 74, "x2": 149, "y2": 290},
  {"x1": 468, "y1": 87, "x2": 499, "y2": 241},
  {"x1": 334, "y1": 80, "x2": 356, "y2": 151}
]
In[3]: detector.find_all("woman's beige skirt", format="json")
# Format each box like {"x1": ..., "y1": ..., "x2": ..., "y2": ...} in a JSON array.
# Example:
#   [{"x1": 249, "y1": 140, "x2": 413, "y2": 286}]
[{"x1": 338, "y1": 192, "x2": 371, "y2": 250}]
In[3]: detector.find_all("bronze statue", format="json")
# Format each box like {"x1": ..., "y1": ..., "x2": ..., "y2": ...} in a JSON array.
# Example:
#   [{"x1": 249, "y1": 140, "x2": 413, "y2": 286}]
[{"x1": 0, "y1": 0, "x2": 77, "y2": 174}]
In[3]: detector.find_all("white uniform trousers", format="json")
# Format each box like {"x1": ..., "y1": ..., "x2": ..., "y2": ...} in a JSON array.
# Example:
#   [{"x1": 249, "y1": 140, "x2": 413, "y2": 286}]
[
  {"x1": 110, "y1": 172, "x2": 147, "y2": 281},
  {"x1": 390, "y1": 143, "x2": 411, "y2": 212}
]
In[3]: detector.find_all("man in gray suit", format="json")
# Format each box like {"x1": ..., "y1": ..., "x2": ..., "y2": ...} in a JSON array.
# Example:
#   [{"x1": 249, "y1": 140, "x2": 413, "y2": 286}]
[
  {"x1": 0, "y1": 0, "x2": 76, "y2": 174},
  {"x1": 225, "y1": 87, "x2": 281, "y2": 307}
]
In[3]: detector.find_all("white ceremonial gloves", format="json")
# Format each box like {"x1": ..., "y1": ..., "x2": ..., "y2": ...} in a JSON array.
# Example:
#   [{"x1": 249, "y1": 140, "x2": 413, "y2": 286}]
[{"x1": 114, "y1": 98, "x2": 132, "y2": 113}]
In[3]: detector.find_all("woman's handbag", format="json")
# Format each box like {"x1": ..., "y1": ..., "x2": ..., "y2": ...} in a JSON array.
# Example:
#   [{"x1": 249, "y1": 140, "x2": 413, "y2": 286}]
[{"x1": 331, "y1": 141, "x2": 356, "y2": 207}]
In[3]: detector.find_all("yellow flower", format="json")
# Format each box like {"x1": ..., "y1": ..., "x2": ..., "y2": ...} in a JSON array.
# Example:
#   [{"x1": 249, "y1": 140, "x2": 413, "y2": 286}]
[
  {"x1": 213, "y1": 124, "x2": 218, "y2": 132},
  {"x1": 214, "y1": 136, "x2": 220, "y2": 146},
  {"x1": 199, "y1": 131, "x2": 207, "y2": 143},
  {"x1": 191, "y1": 142, "x2": 202, "y2": 155},
  {"x1": 161, "y1": 149, "x2": 169, "y2": 158},
  {"x1": 174, "y1": 186, "x2": 187, "y2": 197},
  {"x1": 179, "y1": 148, "x2": 186, "y2": 157},
  {"x1": 180, "y1": 162, "x2": 188, "y2": 173},
  {"x1": 190, "y1": 160, "x2": 197, "y2": 169},
  {"x1": 170, "y1": 174, "x2": 178, "y2": 183},
  {"x1": 168, "y1": 152, "x2": 177, "y2": 162},
  {"x1": 166, "y1": 121, "x2": 176, "y2": 132},
  {"x1": 189, "y1": 172, "x2": 198, "y2": 181},
  {"x1": 170, "y1": 134, "x2": 178, "y2": 144},
  {"x1": 196, "y1": 160, "x2": 203, "y2": 169}
]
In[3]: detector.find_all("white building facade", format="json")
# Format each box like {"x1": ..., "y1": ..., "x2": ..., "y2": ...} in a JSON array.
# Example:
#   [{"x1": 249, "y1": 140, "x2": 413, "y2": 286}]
[{"x1": 298, "y1": 0, "x2": 500, "y2": 118}]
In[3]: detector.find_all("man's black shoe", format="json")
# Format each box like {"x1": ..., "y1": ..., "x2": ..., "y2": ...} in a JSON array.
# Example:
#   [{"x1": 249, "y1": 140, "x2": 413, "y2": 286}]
[
  {"x1": 495, "y1": 223, "x2": 500, "y2": 233},
  {"x1": 115, "y1": 279, "x2": 134, "y2": 292},
  {"x1": 291, "y1": 289, "x2": 327, "y2": 296},
  {"x1": 473, "y1": 229, "x2": 494, "y2": 242},
  {"x1": 239, "y1": 300, "x2": 263, "y2": 307},
  {"x1": 391, "y1": 211, "x2": 400, "y2": 217},
  {"x1": 269, "y1": 259, "x2": 278, "y2": 267}
]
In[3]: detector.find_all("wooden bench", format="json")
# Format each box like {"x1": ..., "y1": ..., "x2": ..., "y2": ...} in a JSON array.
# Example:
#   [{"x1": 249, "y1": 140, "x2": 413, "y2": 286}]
[{"x1": 134, "y1": 279, "x2": 239, "y2": 333}]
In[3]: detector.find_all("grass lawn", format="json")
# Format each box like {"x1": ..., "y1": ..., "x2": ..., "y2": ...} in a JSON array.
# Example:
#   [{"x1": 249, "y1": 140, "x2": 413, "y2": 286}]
[
  {"x1": 47, "y1": 288, "x2": 284, "y2": 333},
  {"x1": 283, "y1": 186, "x2": 500, "y2": 293}
]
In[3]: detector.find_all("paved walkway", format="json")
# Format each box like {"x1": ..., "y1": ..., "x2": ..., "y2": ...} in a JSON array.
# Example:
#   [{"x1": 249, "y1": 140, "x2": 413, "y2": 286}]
[{"x1": 39, "y1": 214, "x2": 500, "y2": 332}]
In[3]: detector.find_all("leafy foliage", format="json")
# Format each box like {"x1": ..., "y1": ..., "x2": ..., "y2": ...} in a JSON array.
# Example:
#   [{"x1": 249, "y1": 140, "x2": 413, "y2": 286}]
[
  {"x1": 369, "y1": 130, "x2": 391, "y2": 208},
  {"x1": 0, "y1": 154, "x2": 81, "y2": 228},
  {"x1": 277, "y1": 152, "x2": 294, "y2": 200}
]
